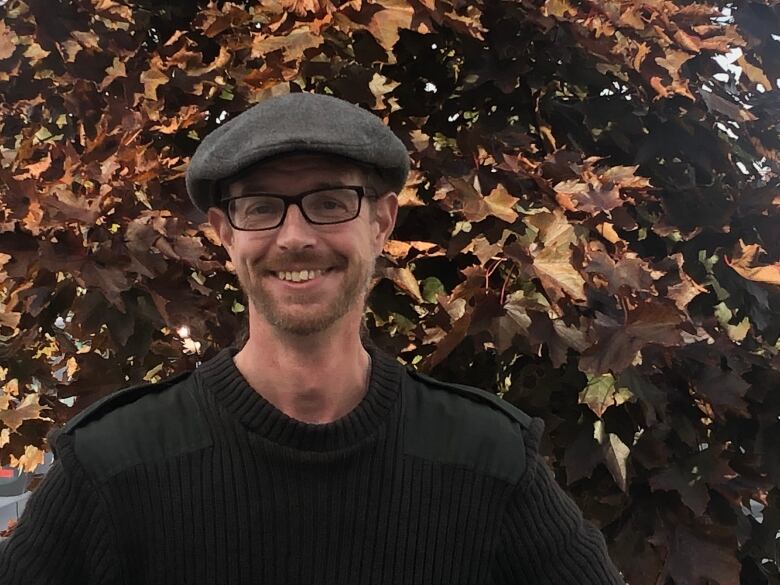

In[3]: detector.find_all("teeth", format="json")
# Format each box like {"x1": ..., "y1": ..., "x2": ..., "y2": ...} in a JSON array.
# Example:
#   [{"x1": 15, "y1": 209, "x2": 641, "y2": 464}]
[{"x1": 275, "y1": 269, "x2": 325, "y2": 282}]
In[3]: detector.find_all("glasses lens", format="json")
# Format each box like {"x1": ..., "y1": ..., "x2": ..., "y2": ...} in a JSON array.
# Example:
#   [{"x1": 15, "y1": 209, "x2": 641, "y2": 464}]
[
  {"x1": 302, "y1": 188, "x2": 360, "y2": 223},
  {"x1": 229, "y1": 196, "x2": 285, "y2": 230}
]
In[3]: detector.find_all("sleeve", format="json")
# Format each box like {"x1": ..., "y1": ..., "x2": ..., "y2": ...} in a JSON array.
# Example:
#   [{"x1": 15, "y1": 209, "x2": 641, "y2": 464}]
[
  {"x1": 0, "y1": 434, "x2": 122, "y2": 585},
  {"x1": 492, "y1": 419, "x2": 625, "y2": 585}
]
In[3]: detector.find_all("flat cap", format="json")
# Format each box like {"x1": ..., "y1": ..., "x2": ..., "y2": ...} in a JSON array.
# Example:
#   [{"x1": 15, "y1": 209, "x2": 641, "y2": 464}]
[{"x1": 186, "y1": 92, "x2": 410, "y2": 213}]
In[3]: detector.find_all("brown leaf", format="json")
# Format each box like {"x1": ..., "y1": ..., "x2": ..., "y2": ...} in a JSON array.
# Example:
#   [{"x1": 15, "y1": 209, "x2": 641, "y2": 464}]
[
  {"x1": 368, "y1": 72, "x2": 400, "y2": 109},
  {"x1": 542, "y1": 0, "x2": 577, "y2": 19},
  {"x1": 80, "y1": 262, "x2": 131, "y2": 309},
  {"x1": 196, "y1": 2, "x2": 252, "y2": 37},
  {"x1": 693, "y1": 368, "x2": 750, "y2": 418},
  {"x1": 384, "y1": 266, "x2": 423, "y2": 303},
  {"x1": 140, "y1": 66, "x2": 169, "y2": 101},
  {"x1": 649, "y1": 465, "x2": 710, "y2": 516},
  {"x1": 725, "y1": 240, "x2": 780, "y2": 285},
  {"x1": 251, "y1": 28, "x2": 323, "y2": 61},
  {"x1": 484, "y1": 184, "x2": 519, "y2": 223},
  {"x1": 14, "y1": 152, "x2": 52, "y2": 180},
  {"x1": 533, "y1": 242, "x2": 586, "y2": 301},
  {"x1": 0, "y1": 305, "x2": 21, "y2": 329},
  {"x1": 673, "y1": 29, "x2": 702, "y2": 53},
  {"x1": 736, "y1": 55, "x2": 771, "y2": 89},
  {"x1": 585, "y1": 248, "x2": 661, "y2": 295},
  {"x1": 10, "y1": 445, "x2": 45, "y2": 473},
  {"x1": 666, "y1": 526, "x2": 741, "y2": 585},
  {"x1": 594, "y1": 420, "x2": 630, "y2": 492},
  {"x1": 100, "y1": 57, "x2": 127, "y2": 90},
  {"x1": 367, "y1": 0, "x2": 415, "y2": 52},
  {"x1": 0, "y1": 393, "x2": 51, "y2": 433},
  {"x1": 436, "y1": 177, "x2": 517, "y2": 223},
  {"x1": 71, "y1": 30, "x2": 100, "y2": 50},
  {"x1": 699, "y1": 88, "x2": 758, "y2": 123},
  {"x1": 46, "y1": 188, "x2": 101, "y2": 224},
  {"x1": 578, "y1": 373, "x2": 633, "y2": 418},
  {"x1": 580, "y1": 301, "x2": 686, "y2": 373},
  {"x1": 0, "y1": 20, "x2": 17, "y2": 61},
  {"x1": 654, "y1": 49, "x2": 694, "y2": 79},
  {"x1": 280, "y1": 0, "x2": 334, "y2": 17},
  {"x1": 664, "y1": 253, "x2": 708, "y2": 311}
]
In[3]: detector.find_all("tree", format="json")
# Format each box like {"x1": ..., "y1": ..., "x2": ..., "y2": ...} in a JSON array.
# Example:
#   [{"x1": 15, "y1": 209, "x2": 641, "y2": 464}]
[{"x1": 0, "y1": 0, "x2": 778, "y2": 582}]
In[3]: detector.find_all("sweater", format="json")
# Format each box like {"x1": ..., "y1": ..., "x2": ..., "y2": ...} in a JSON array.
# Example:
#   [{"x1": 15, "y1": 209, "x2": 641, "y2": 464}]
[{"x1": 0, "y1": 342, "x2": 624, "y2": 584}]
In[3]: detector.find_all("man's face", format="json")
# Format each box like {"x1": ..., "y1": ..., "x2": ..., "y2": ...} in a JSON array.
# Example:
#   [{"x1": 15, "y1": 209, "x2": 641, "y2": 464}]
[{"x1": 208, "y1": 154, "x2": 398, "y2": 337}]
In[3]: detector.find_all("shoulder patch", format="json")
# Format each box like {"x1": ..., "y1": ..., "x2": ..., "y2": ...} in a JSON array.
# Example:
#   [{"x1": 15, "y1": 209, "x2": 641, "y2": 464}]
[
  {"x1": 402, "y1": 367, "x2": 531, "y2": 484},
  {"x1": 59, "y1": 371, "x2": 212, "y2": 483}
]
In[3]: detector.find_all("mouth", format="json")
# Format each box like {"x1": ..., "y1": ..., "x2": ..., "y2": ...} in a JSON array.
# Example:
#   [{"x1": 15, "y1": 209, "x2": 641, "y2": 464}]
[{"x1": 266, "y1": 266, "x2": 338, "y2": 286}]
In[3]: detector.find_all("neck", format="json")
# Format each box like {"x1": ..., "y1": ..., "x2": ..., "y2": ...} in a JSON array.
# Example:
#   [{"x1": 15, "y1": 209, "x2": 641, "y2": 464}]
[{"x1": 233, "y1": 315, "x2": 372, "y2": 425}]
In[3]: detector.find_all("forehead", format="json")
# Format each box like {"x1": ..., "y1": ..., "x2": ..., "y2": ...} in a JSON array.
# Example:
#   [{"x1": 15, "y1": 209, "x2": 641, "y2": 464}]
[{"x1": 222, "y1": 153, "x2": 367, "y2": 196}]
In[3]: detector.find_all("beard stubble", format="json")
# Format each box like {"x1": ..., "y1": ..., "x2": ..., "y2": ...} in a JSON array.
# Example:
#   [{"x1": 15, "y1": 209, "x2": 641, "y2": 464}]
[{"x1": 236, "y1": 253, "x2": 377, "y2": 336}]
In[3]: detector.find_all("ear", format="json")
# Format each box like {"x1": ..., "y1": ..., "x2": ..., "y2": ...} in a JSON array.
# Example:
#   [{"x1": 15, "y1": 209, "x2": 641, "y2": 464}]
[
  {"x1": 208, "y1": 207, "x2": 235, "y2": 254},
  {"x1": 372, "y1": 192, "x2": 398, "y2": 256}
]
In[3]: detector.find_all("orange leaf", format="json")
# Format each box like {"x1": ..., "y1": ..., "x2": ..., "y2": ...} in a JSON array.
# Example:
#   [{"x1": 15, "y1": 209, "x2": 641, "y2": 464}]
[
  {"x1": 367, "y1": 0, "x2": 415, "y2": 52},
  {"x1": 0, "y1": 394, "x2": 51, "y2": 433},
  {"x1": 10, "y1": 445, "x2": 45, "y2": 473},
  {"x1": 251, "y1": 28, "x2": 323, "y2": 61},
  {"x1": 726, "y1": 241, "x2": 780, "y2": 286},
  {"x1": 0, "y1": 20, "x2": 17, "y2": 61}
]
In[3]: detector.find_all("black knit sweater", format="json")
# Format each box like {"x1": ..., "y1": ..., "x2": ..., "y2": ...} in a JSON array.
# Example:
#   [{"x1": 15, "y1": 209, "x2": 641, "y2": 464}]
[{"x1": 0, "y1": 344, "x2": 624, "y2": 584}]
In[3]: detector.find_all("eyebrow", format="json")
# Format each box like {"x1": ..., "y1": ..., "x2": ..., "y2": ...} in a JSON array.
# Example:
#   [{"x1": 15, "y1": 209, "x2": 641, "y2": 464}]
[{"x1": 229, "y1": 181, "x2": 350, "y2": 196}]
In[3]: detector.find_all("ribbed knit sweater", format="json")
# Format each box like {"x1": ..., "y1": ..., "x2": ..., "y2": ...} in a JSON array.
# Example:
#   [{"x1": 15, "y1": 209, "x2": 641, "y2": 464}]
[{"x1": 0, "y1": 344, "x2": 624, "y2": 584}]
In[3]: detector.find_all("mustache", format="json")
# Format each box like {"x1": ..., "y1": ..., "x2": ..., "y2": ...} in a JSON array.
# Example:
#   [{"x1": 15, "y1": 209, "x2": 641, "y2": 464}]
[{"x1": 253, "y1": 256, "x2": 342, "y2": 270}]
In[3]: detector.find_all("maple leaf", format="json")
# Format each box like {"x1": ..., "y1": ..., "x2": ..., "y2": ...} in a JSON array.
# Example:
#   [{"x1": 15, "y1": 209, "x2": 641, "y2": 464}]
[
  {"x1": 436, "y1": 178, "x2": 519, "y2": 223},
  {"x1": 383, "y1": 266, "x2": 423, "y2": 303},
  {"x1": 725, "y1": 240, "x2": 780, "y2": 286},
  {"x1": 280, "y1": 0, "x2": 334, "y2": 17},
  {"x1": 666, "y1": 526, "x2": 741, "y2": 585},
  {"x1": 585, "y1": 248, "x2": 661, "y2": 295},
  {"x1": 0, "y1": 20, "x2": 18, "y2": 61},
  {"x1": 542, "y1": 0, "x2": 577, "y2": 19},
  {"x1": 594, "y1": 419, "x2": 630, "y2": 491},
  {"x1": 0, "y1": 393, "x2": 51, "y2": 433},
  {"x1": 10, "y1": 444, "x2": 45, "y2": 473},
  {"x1": 580, "y1": 300, "x2": 686, "y2": 374},
  {"x1": 139, "y1": 64, "x2": 169, "y2": 101},
  {"x1": 526, "y1": 209, "x2": 586, "y2": 302},
  {"x1": 578, "y1": 373, "x2": 633, "y2": 418}
]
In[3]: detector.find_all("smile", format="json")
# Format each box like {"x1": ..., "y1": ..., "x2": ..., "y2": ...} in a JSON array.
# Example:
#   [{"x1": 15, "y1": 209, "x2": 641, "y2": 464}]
[{"x1": 270, "y1": 267, "x2": 336, "y2": 283}]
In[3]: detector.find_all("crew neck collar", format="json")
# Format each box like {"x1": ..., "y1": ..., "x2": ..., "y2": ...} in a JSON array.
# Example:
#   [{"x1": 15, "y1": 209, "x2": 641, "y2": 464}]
[{"x1": 195, "y1": 340, "x2": 403, "y2": 451}]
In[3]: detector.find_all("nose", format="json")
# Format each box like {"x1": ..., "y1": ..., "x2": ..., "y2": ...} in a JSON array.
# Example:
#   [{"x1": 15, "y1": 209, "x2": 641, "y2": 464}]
[{"x1": 275, "y1": 202, "x2": 317, "y2": 250}]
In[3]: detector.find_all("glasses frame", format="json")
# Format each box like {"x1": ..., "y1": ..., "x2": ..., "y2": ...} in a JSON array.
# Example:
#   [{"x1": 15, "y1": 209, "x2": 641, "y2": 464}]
[{"x1": 221, "y1": 185, "x2": 376, "y2": 232}]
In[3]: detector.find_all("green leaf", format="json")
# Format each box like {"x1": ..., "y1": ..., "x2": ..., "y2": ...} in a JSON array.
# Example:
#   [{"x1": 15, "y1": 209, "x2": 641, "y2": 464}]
[{"x1": 421, "y1": 277, "x2": 445, "y2": 303}]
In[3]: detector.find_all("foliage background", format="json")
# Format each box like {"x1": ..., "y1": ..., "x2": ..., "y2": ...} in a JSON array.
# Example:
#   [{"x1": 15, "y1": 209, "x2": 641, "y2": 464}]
[{"x1": 0, "y1": 0, "x2": 779, "y2": 582}]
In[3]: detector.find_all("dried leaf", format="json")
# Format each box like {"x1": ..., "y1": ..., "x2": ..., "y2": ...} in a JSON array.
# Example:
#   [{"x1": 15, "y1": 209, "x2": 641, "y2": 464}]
[
  {"x1": 0, "y1": 393, "x2": 51, "y2": 433},
  {"x1": 367, "y1": 0, "x2": 415, "y2": 51},
  {"x1": 594, "y1": 419, "x2": 630, "y2": 491},
  {"x1": 384, "y1": 266, "x2": 423, "y2": 303},
  {"x1": 10, "y1": 444, "x2": 45, "y2": 473},
  {"x1": 726, "y1": 240, "x2": 780, "y2": 285},
  {"x1": 0, "y1": 20, "x2": 18, "y2": 60},
  {"x1": 579, "y1": 373, "x2": 633, "y2": 418}
]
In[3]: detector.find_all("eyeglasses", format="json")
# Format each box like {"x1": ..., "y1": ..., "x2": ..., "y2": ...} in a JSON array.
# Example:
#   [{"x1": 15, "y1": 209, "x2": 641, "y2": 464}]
[{"x1": 222, "y1": 186, "x2": 373, "y2": 231}]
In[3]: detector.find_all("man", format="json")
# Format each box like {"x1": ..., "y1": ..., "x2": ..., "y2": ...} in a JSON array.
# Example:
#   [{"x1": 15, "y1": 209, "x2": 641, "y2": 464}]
[{"x1": 0, "y1": 92, "x2": 624, "y2": 584}]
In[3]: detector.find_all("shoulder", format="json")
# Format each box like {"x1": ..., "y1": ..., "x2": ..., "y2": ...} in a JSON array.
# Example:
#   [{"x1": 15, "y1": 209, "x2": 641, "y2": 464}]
[
  {"x1": 401, "y1": 366, "x2": 540, "y2": 485},
  {"x1": 50, "y1": 370, "x2": 212, "y2": 483}
]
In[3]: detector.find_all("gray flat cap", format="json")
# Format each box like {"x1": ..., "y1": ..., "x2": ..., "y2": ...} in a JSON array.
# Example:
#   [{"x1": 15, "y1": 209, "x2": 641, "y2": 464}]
[{"x1": 186, "y1": 92, "x2": 410, "y2": 213}]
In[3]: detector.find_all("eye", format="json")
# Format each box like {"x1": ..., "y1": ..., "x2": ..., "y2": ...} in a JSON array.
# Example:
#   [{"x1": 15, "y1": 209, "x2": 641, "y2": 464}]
[
  {"x1": 247, "y1": 204, "x2": 274, "y2": 215},
  {"x1": 318, "y1": 198, "x2": 347, "y2": 210}
]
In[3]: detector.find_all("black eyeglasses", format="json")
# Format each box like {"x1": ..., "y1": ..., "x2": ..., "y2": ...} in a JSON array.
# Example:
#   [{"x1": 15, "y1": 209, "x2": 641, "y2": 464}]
[{"x1": 222, "y1": 186, "x2": 374, "y2": 231}]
